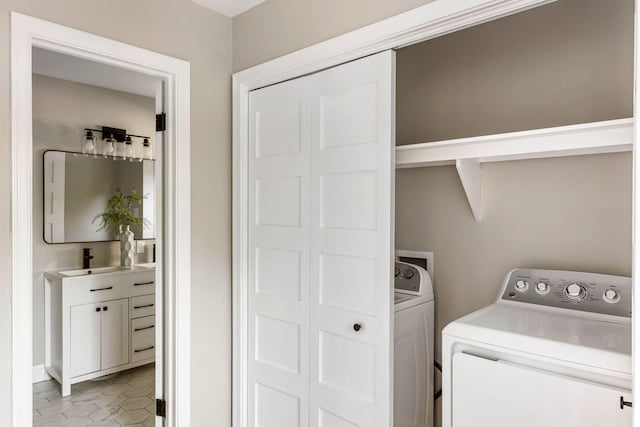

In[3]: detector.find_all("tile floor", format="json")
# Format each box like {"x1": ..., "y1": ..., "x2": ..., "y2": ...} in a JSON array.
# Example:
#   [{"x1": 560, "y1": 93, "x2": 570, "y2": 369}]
[{"x1": 32, "y1": 363, "x2": 156, "y2": 427}]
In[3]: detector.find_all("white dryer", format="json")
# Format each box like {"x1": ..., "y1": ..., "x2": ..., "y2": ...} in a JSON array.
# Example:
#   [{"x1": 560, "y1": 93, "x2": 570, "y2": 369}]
[
  {"x1": 394, "y1": 261, "x2": 435, "y2": 427},
  {"x1": 442, "y1": 268, "x2": 632, "y2": 427}
]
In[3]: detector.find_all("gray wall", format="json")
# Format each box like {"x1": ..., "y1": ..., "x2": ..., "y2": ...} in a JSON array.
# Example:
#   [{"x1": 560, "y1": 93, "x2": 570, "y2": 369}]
[
  {"x1": 397, "y1": 0, "x2": 634, "y2": 144},
  {"x1": 32, "y1": 74, "x2": 155, "y2": 367},
  {"x1": 0, "y1": 3, "x2": 232, "y2": 426},
  {"x1": 232, "y1": 0, "x2": 435, "y2": 71}
]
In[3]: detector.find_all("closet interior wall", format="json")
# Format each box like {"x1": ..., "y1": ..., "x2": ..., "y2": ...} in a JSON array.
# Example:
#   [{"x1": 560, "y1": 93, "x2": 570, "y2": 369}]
[{"x1": 395, "y1": 1, "x2": 633, "y2": 424}]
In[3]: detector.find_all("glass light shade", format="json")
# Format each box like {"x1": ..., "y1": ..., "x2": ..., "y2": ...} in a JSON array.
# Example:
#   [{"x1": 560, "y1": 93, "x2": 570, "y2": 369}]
[
  {"x1": 83, "y1": 131, "x2": 96, "y2": 156},
  {"x1": 114, "y1": 140, "x2": 124, "y2": 160},
  {"x1": 103, "y1": 137, "x2": 115, "y2": 158},
  {"x1": 142, "y1": 138, "x2": 152, "y2": 160},
  {"x1": 124, "y1": 137, "x2": 134, "y2": 161}
]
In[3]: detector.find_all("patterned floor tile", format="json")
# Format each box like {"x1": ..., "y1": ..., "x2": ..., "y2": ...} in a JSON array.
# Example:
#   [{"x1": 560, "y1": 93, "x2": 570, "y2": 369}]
[
  {"x1": 114, "y1": 408, "x2": 150, "y2": 425},
  {"x1": 32, "y1": 363, "x2": 155, "y2": 426}
]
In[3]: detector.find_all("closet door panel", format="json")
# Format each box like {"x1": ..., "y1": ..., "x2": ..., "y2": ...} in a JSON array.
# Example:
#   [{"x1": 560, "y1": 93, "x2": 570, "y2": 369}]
[
  {"x1": 310, "y1": 50, "x2": 395, "y2": 427},
  {"x1": 248, "y1": 76, "x2": 311, "y2": 427}
]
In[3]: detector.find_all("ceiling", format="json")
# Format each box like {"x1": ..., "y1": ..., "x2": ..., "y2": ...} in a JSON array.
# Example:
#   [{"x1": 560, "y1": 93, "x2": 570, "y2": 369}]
[
  {"x1": 32, "y1": 47, "x2": 159, "y2": 98},
  {"x1": 190, "y1": 0, "x2": 266, "y2": 17}
]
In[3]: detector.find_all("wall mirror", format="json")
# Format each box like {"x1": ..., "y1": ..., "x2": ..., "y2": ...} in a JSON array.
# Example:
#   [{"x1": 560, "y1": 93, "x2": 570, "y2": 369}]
[{"x1": 43, "y1": 150, "x2": 156, "y2": 243}]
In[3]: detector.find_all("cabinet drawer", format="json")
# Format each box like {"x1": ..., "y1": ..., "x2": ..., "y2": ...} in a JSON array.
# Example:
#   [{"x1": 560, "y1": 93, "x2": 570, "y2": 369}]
[
  {"x1": 130, "y1": 294, "x2": 156, "y2": 319},
  {"x1": 128, "y1": 275, "x2": 156, "y2": 296},
  {"x1": 131, "y1": 316, "x2": 155, "y2": 362},
  {"x1": 64, "y1": 270, "x2": 155, "y2": 305}
]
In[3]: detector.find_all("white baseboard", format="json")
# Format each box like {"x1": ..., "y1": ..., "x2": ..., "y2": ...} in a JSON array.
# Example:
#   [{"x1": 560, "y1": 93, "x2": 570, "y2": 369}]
[{"x1": 32, "y1": 364, "x2": 51, "y2": 384}]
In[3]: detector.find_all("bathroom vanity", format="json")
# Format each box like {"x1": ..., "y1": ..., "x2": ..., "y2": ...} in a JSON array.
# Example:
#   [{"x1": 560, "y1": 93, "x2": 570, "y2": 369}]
[{"x1": 44, "y1": 265, "x2": 156, "y2": 396}]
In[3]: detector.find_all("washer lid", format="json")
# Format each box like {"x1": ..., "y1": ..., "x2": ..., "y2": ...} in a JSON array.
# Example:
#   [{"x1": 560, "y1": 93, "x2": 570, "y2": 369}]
[
  {"x1": 443, "y1": 303, "x2": 631, "y2": 373},
  {"x1": 394, "y1": 292, "x2": 433, "y2": 312}
]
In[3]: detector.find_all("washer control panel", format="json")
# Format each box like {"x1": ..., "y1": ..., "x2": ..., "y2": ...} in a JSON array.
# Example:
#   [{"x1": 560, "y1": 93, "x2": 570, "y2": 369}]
[
  {"x1": 500, "y1": 268, "x2": 631, "y2": 317},
  {"x1": 395, "y1": 261, "x2": 432, "y2": 296}
]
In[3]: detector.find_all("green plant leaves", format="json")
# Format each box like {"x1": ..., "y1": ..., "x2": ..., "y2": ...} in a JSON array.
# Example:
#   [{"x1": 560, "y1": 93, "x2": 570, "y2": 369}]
[{"x1": 93, "y1": 188, "x2": 150, "y2": 237}]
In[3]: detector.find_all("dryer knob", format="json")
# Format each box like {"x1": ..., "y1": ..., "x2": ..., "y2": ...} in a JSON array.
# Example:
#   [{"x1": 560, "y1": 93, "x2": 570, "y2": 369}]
[
  {"x1": 535, "y1": 282, "x2": 549, "y2": 293},
  {"x1": 603, "y1": 289, "x2": 620, "y2": 303},
  {"x1": 565, "y1": 283, "x2": 586, "y2": 301},
  {"x1": 403, "y1": 269, "x2": 414, "y2": 279},
  {"x1": 394, "y1": 267, "x2": 401, "y2": 277},
  {"x1": 515, "y1": 280, "x2": 528, "y2": 291}
]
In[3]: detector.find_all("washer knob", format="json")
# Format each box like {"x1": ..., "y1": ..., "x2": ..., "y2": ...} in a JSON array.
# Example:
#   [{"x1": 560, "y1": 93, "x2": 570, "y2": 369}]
[
  {"x1": 514, "y1": 280, "x2": 528, "y2": 292},
  {"x1": 603, "y1": 289, "x2": 619, "y2": 303},
  {"x1": 535, "y1": 282, "x2": 549, "y2": 294},
  {"x1": 403, "y1": 269, "x2": 414, "y2": 279},
  {"x1": 565, "y1": 283, "x2": 586, "y2": 301}
]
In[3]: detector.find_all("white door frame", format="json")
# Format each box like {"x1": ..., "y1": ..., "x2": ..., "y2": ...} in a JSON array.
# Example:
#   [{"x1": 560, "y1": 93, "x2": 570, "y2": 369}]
[
  {"x1": 234, "y1": 0, "x2": 621, "y2": 426},
  {"x1": 11, "y1": 13, "x2": 191, "y2": 427}
]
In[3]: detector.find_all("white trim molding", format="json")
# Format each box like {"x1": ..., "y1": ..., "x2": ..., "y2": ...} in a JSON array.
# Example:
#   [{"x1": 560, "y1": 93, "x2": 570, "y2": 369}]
[
  {"x1": 632, "y1": 0, "x2": 640, "y2": 422},
  {"x1": 11, "y1": 13, "x2": 191, "y2": 427},
  {"x1": 32, "y1": 364, "x2": 52, "y2": 384},
  {"x1": 232, "y1": 1, "x2": 557, "y2": 426}
]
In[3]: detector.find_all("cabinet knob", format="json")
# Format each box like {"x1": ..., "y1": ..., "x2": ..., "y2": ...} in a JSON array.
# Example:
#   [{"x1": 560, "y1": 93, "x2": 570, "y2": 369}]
[
  {"x1": 103, "y1": 306, "x2": 108, "y2": 311},
  {"x1": 353, "y1": 323, "x2": 362, "y2": 332},
  {"x1": 95, "y1": 307, "x2": 101, "y2": 312}
]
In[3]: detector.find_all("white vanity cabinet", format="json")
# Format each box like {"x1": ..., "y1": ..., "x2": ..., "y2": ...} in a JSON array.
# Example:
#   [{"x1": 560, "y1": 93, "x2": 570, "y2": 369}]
[{"x1": 44, "y1": 266, "x2": 156, "y2": 396}]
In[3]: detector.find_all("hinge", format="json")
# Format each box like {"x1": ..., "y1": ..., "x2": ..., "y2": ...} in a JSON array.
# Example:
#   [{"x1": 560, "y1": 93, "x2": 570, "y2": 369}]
[
  {"x1": 156, "y1": 113, "x2": 167, "y2": 132},
  {"x1": 156, "y1": 398, "x2": 167, "y2": 417}
]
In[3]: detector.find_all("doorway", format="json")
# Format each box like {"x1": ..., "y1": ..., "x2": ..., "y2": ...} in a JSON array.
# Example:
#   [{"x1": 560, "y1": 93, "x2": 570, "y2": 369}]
[{"x1": 11, "y1": 13, "x2": 191, "y2": 427}]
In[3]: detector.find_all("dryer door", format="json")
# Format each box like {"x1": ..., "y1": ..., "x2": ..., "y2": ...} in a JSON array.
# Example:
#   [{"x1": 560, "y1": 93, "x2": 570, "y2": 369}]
[{"x1": 452, "y1": 352, "x2": 632, "y2": 427}]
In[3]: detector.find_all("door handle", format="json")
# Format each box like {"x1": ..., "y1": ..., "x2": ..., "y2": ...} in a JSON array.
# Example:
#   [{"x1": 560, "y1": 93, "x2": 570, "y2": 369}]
[
  {"x1": 135, "y1": 346, "x2": 155, "y2": 353},
  {"x1": 620, "y1": 396, "x2": 633, "y2": 409},
  {"x1": 134, "y1": 325, "x2": 155, "y2": 332},
  {"x1": 353, "y1": 323, "x2": 362, "y2": 332}
]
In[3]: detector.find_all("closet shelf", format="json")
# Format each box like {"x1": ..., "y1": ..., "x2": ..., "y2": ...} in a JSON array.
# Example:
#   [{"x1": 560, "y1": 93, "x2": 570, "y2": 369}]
[{"x1": 395, "y1": 118, "x2": 634, "y2": 221}]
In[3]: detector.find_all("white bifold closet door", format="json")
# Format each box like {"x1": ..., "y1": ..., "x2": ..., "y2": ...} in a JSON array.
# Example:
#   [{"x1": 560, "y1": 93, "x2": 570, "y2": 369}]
[{"x1": 247, "y1": 50, "x2": 396, "y2": 427}]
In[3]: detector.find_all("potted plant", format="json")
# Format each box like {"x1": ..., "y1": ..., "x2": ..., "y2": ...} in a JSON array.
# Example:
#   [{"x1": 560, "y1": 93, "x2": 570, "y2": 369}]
[{"x1": 94, "y1": 188, "x2": 148, "y2": 267}]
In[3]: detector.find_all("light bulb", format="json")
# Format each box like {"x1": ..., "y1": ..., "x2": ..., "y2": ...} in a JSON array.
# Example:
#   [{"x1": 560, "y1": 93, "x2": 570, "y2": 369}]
[
  {"x1": 83, "y1": 130, "x2": 96, "y2": 156},
  {"x1": 103, "y1": 136, "x2": 115, "y2": 158}
]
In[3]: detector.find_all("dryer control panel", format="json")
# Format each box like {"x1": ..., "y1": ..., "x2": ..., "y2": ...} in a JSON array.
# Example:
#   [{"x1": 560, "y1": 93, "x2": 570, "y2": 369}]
[{"x1": 499, "y1": 268, "x2": 631, "y2": 317}]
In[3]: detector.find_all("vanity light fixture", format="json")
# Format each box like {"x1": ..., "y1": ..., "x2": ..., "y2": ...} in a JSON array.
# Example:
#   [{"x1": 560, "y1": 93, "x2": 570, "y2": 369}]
[{"x1": 82, "y1": 126, "x2": 152, "y2": 161}]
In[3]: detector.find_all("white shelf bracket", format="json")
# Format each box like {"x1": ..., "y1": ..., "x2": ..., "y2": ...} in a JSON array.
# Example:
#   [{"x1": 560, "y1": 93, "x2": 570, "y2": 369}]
[{"x1": 455, "y1": 158, "x2": 482, "y2": 221}]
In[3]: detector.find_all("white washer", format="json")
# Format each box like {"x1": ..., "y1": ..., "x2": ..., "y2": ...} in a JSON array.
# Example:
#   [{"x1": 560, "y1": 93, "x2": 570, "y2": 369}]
[
  {"x1": 442, "y1": 268, "x2": 632, "y2": 427},
  {"x1": 394, "y1": 261, "x2": 435, "y2": 427}
]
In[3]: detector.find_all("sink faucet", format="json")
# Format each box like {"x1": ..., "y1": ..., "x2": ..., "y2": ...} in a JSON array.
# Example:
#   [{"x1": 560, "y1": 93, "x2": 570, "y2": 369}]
[{"x1": 82, "y1": 248, "x2": 94, "y2": 269}]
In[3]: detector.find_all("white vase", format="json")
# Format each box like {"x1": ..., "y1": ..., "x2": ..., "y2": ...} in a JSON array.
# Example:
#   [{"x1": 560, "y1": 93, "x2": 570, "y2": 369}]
[{"x1": 120, "y1": 225, "x2": 134, "y2": 267}]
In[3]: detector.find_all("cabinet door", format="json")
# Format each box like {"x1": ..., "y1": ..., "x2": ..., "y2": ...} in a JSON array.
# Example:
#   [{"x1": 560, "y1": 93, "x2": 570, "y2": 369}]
[
  {"x1": 70, "y1": 302, "x2": 101, "y2": 377},
  {"x1": 309, "y1": 50, "x2": 395, "y2": 427},
  {"x1": 101, "y1": 298, "x2": 129, "y2": 370}
]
